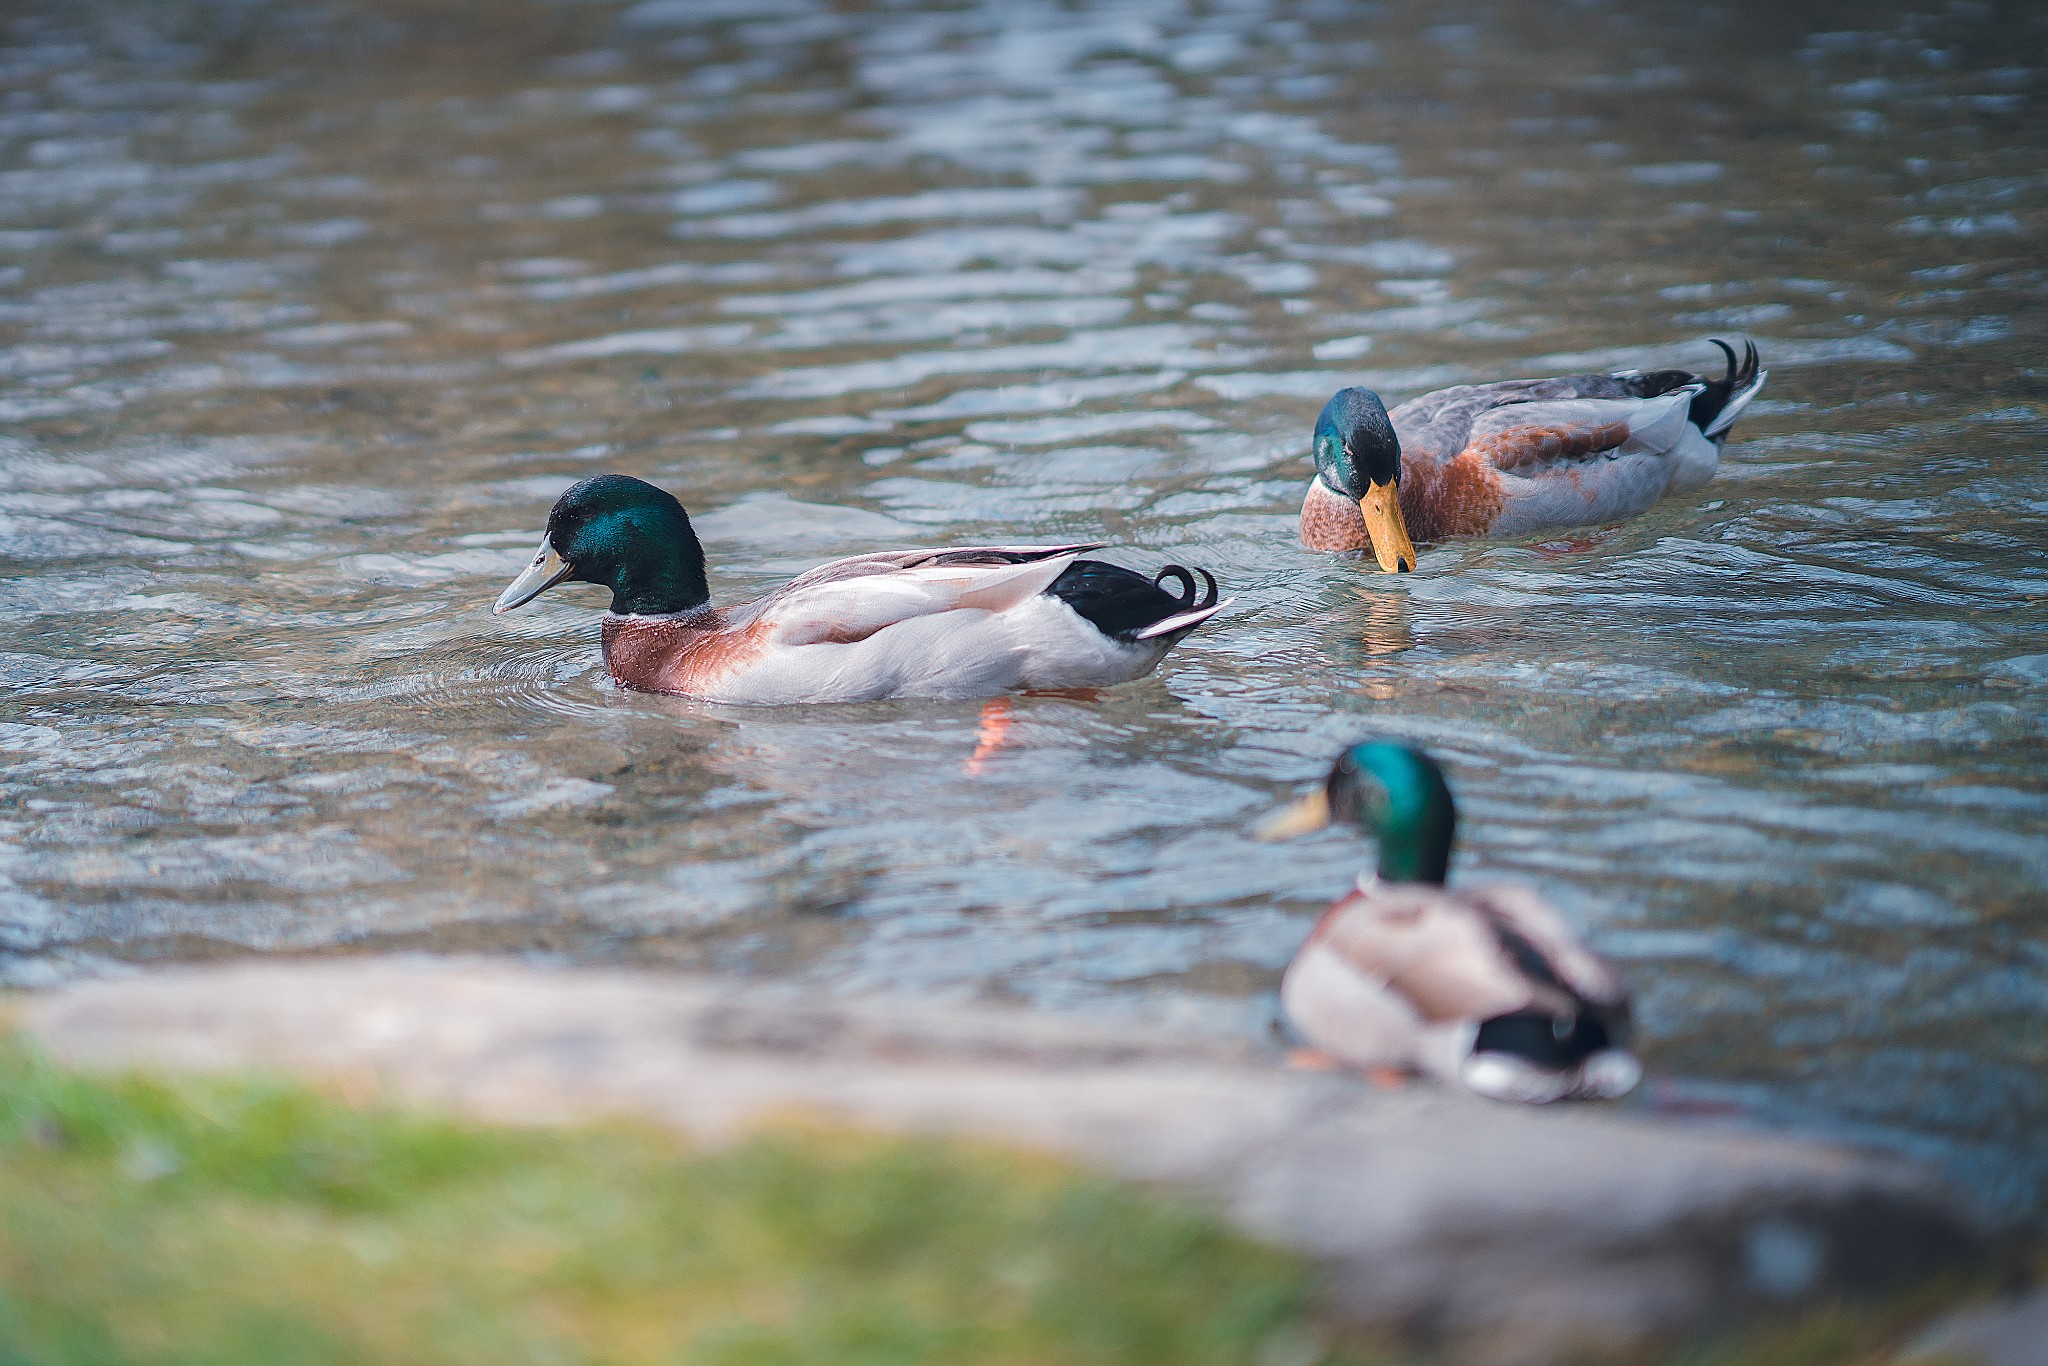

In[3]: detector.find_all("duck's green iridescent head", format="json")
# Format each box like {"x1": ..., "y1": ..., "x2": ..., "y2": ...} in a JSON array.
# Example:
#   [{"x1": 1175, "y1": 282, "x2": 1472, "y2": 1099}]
[
  {"x1": 1312, "y1": 387, "x2": 1400, "y2": 498},
  {"x1": 1312, "y1": 387, "x2": 1416, "y2": 574},
  {"x1": 493, "y1": 474, "x2": 710, "y2": 617},
  {"x1": 1259, "y1": 740, "x2": 1457, "y2": 885}
]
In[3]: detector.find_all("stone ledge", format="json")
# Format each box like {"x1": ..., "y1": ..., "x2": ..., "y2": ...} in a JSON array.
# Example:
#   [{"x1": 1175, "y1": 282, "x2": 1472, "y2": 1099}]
[
  {"x1": 17, "y1": 957, "x2": 1988, "y2": 1365},
  {"x1": 1900, "y1": 1287, "x2": 2048, "y2": 1366}
]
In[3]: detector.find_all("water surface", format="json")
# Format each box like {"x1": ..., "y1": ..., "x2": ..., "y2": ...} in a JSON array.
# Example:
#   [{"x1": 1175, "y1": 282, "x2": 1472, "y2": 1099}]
[{"x1": 2, "y1": 0, "x2": 2045, "y2": 1221}]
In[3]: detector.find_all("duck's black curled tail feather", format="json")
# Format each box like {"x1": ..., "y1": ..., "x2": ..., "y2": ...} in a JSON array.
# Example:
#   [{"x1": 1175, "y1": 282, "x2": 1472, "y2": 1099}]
[
  {"x1": 1613, "y1": 338, "x2": 1764, "y2": 437},
  {"x1": 1150, "y1": 564, "x2": 1219, "y2": 612},
  {"x1": 1687, "y1": 337, "x2": 1762, "y2": 435},
  {"x1": 1047, "y1": 558, "x2": 1221, "y2": 643}
]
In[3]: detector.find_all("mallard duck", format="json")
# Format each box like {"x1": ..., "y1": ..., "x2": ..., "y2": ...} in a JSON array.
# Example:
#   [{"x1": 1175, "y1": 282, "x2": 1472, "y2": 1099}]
[
  {"x1": 1301, "y1": 339, "x2": 1766, "y2": 571},
  {"x1": 491, "y1": 474, "x2": 1229, "y2": 704},
  {"x1": 1260, "y1": 741, "x2": 1640, "y2": 1103}
]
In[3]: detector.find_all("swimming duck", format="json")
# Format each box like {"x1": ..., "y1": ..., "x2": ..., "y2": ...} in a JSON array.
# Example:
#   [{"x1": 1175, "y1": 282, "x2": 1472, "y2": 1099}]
[
  {"x1": 1260, "y1": 742, "x2": 1640, "y2": 1103},
  {"x1": 492, "y1": 474, "x2": 1229, "y2": 705},
  {"x1": 1302, "y1": 339, "x2": 1766, "y2": 571}
]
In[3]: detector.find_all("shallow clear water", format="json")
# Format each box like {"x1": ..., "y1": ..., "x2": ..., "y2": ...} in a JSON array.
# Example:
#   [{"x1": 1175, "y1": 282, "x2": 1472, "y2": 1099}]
[{"x1": 2, "y1": 0, "x2": 2044, "y2": 1220}]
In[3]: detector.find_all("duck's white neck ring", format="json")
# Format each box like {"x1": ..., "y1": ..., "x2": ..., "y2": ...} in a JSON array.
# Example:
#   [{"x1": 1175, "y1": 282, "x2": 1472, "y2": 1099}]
[{"x1": 604, "y1": 606, "x2": 715, "y2": 623}]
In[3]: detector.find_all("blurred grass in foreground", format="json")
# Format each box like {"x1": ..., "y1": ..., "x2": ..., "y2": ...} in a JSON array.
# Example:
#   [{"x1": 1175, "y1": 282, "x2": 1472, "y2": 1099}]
[
  {"x1": 0, "y1": 1035, "x2": 1352, "y2": 1366},
  {"x1": 0, "y1": 1032, "x2": 2004, "y2": 1366}
]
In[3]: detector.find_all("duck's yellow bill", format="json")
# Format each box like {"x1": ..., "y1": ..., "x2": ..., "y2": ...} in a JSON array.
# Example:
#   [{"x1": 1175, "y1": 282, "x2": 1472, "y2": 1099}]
[
  {"x1": 494, "y1": 537, "x2": 574, "y2": 614},
  {"x1": 1256, "y1": 789, "x2": 1331, "y2": 841},
  {"x1": 1359, "y1": 480, "x2": 1416, "y2": 574}
]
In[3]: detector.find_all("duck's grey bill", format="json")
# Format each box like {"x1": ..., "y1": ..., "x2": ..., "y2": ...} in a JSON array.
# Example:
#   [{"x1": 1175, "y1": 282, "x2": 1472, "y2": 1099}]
[{"x1": 493, "y1": 538, "x2": 573, "y2": 614}]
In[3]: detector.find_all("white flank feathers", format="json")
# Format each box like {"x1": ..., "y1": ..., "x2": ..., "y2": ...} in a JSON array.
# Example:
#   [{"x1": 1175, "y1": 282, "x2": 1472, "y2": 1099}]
[{"x1": 1281, "y1": 939, "x2": 1423, "y2": 1072}]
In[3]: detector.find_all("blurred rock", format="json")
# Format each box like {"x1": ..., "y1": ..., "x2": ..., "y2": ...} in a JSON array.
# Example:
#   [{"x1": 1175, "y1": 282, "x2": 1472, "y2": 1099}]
[
  {"x1": 21, "y1": 958, "x2": 1988, "y2": 1365},
  {"x1": 1897, "y1": 1288, "x2": 2048, "y2": 1366}
]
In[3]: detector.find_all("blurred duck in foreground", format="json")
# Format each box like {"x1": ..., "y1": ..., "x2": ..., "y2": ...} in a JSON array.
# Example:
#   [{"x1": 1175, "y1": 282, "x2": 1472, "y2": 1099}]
[
  {"x1": 1301, "y1": 339, "x2": 1766, "y2": 571},
  {"x1": 1260, "y1": 742, "x2": 1640, "y2": 1104},
  {"x1": 493, "y1": 475, "x2": 1228, "y2": 705}
]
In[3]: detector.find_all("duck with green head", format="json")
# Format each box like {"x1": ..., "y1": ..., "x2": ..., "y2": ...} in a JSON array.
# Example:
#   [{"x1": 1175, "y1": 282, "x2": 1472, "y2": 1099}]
[
  {"x1": 1260, "y1": 742, "x2": 1640, "y2": 1103},
  {"x1": 493, "y1": 474, "x2": 1231, "y2": 705},
  {"x1": 1301, "y1": 339, "x2": 1766, "y2": 571}
]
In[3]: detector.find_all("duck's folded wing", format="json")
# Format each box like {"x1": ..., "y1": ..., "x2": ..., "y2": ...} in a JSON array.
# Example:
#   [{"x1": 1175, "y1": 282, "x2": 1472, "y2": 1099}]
[
  {"x1": 1462, "y1": 883, "x2": 1630, "y2": 1009},
  {"x1": 1389, "y1": 374, "x2": 1658, "y2": 451},
  {"x1": 752, "y1": 544, "x2": 1098, "y2": 647},
  {"x1": 1462, "y1": 390, "x2": 1701, "y2": 471},
  {"x1": 1319, "y1": 887, "x2": 1535, "y2": 1024}
]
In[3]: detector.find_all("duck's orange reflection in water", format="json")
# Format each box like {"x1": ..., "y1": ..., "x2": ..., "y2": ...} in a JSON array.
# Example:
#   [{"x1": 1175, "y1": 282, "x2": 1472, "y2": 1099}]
[
  {"x1": 965, "y1": 698, "x2": 1016, "y2": 777},
  {"x1": 964, "y1": 689, "x2": 1109, "y2": 774},
  {"x1": 1288, "y1": 1049, "x2": 1406, "y2": 1090},
  {"x1": 1355, "y1": 591, "x2": 1413, "y2": 659}
]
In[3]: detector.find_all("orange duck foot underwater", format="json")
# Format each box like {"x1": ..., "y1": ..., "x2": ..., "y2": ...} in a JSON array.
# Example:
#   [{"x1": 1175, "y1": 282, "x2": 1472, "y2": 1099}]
[
  {"x1": 1260, "y1": 741, "x2": 1642, "y2": 1104},
  {"x1": 1301, "y1": 339, "x2": 1766, "y2": 571},
  {"x1": 492, "y1": 475, "x2": 1231, "y2": 705}
]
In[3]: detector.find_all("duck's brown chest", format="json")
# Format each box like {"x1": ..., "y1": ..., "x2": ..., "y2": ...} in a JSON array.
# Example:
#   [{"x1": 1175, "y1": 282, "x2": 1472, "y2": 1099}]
[
  {"x1": 600, "y1": 612, "x2": 730, "y2": 695},
  {"x1": 1299, "y1": 477, "x2": 1373, "y2": 553}
]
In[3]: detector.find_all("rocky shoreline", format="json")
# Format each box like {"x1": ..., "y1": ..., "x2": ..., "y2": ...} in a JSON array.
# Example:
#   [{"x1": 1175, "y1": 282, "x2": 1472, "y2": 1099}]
[{"x1": 19, "y1": 956, "x2": 2029, "y2": 1364}]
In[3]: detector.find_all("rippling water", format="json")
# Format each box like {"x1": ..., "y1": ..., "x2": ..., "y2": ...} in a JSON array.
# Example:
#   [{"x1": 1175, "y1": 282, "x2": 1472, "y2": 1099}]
[{"x1": 3, "y1": 0, "x2": 2044, "y2": 1219}]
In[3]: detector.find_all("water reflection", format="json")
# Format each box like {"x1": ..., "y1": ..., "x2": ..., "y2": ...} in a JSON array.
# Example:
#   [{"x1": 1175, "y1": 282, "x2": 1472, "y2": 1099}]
[{"x1": 1, "y1": 0, "x2": 2044, "y2": 1220}]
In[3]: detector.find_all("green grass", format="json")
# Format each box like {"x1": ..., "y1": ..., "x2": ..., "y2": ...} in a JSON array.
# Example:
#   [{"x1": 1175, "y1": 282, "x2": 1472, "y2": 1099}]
[{"x1": 0, "y1": 1034, "x2": 1361, "y2": 1366}]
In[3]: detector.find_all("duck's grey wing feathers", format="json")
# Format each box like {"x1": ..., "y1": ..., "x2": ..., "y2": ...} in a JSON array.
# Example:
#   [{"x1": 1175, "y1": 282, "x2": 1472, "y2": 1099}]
[
  {"x1": 1317, "y1": 885, "x2": 1536, "y2": 1024},
  {"x1": 1460, "y1": 882, "x2": 1630, "y2": 1009},
  {"x1": 1388, "y1": 375, "x2": 1645, "y2": 458},
  {"x1": 1463, "y1": 390, "x2": 1703, "y2": 468},
  {"x1": 748, "y1": 546, "x2": 1095, "y2": 648},
  {"x1": 773, "y1": 543, "x2": 1104, "y2": 595}
]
